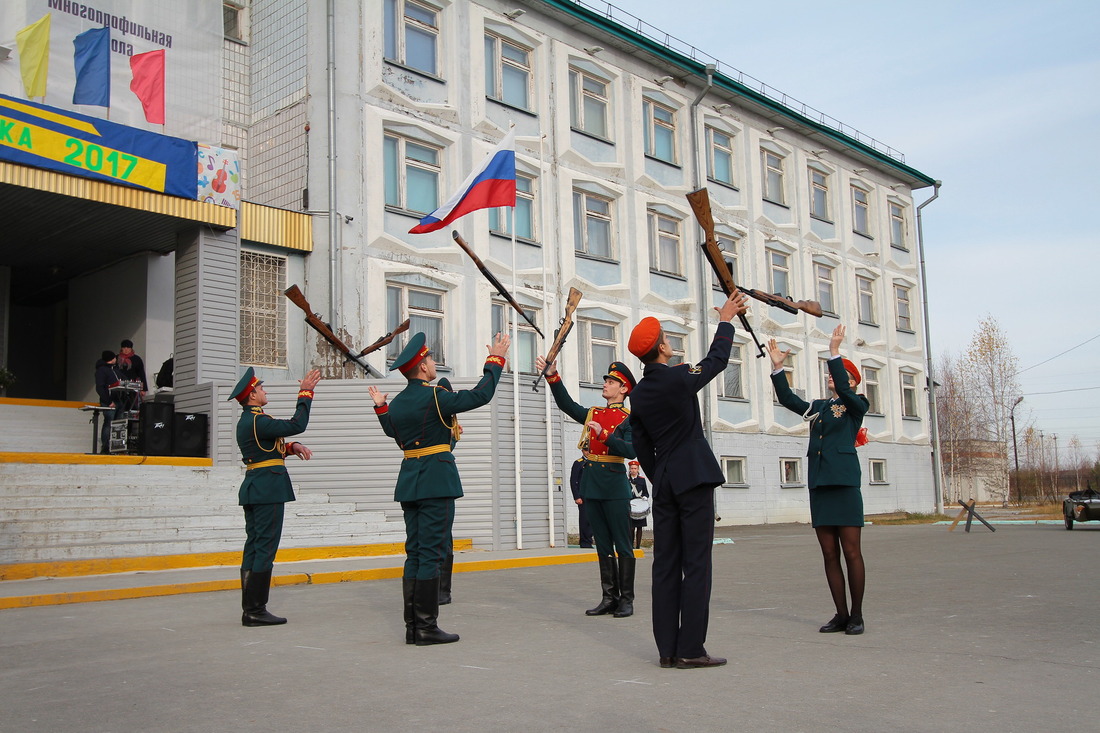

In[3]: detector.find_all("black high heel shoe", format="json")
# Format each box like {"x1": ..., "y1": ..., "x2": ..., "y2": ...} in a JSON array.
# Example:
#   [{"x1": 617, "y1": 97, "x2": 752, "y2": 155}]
[{"x1": 819, "y1": 614, "x2": 850, "y2": 633}]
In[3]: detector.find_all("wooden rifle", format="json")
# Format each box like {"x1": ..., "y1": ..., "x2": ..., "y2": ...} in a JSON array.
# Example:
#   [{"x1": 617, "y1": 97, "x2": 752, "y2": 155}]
[
  {"x1": 533, "y1": 287, "x2": 583, "y2": 391},
  {"x1": 452, "y1": 230, "x2": 545, "y2": 338},
  {"x1": 284, "y1": 284, "x2": 409, "y2": 377}
]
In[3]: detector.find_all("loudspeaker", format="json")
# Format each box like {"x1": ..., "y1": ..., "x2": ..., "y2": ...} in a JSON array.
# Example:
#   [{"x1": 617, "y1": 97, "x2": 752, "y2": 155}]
[
  {"x1": 141, "y1": 402, "x2": 174, "y2": 456},
  {"x1": 173, "y1": 412, "x2": 208, "y2": 457}
]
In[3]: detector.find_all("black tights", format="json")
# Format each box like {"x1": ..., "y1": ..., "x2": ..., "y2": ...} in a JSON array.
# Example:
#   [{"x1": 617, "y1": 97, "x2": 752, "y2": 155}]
[
  {"x1": 814, "y1": 525, "x2": 865, "y2": 620},
  {"x1": 633, "y1": 526, "x2": 644, "y2": 549}
]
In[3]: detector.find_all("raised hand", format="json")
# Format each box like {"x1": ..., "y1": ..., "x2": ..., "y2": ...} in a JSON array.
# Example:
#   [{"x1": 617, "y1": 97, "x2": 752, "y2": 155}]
[
  {"x1": 766, "y1": 338, "x2": 792, "y2": 371},
  {"x1": 535, "y1": 355, "x2": 557, "y2": 377},
  {"x1": 829, "y1": 324, "x2": 845, "y2": 357},
  {"x1": 487, "y1": 332, "x2": 511, "y2": 358},
  {"x1": 715, "y1": 290, "x2": 749, "y2": 322},
  {"x1": 367, "y1": 385, "x2": 388, "y2": 407},
  {"x1": 300, "y1": 369, "x2": 322, "y2": 391}
]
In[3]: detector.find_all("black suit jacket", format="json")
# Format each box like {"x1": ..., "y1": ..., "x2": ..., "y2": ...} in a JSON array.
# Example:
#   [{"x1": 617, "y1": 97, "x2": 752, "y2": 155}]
[{"x1": 629, "y1": 321, "x2": 735, "y2": 496}]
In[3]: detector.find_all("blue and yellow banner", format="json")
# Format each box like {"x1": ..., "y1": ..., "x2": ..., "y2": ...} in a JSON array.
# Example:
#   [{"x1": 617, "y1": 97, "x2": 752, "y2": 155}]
[{"x1": 0, "y1": 92, "x2": 196, "y2": 199}]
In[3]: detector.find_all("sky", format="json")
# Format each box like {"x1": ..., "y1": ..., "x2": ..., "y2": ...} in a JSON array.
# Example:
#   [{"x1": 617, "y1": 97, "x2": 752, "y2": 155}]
[{"x1": 619, "y1": 0, "x2": 1100, "y2": 460}]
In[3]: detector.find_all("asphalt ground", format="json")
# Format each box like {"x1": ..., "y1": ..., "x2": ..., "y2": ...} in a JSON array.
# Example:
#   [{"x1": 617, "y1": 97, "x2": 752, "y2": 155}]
[{"x1": 2, "y1": 522, "x2": 1097, "y2": 732}]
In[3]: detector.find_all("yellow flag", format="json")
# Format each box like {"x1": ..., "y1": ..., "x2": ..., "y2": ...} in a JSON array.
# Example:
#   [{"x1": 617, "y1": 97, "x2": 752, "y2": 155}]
[{"x1": 16, "y1": 13, "x2": 51, "y2": 99}]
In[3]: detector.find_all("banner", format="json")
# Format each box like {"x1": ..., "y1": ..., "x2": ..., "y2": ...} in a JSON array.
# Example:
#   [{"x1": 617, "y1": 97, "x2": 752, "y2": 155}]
[
  {"x1": 72, "y1": 25, "x2": 110, "y2": 107},
  {"x1": 0, "y1": 92, "x2": 197, "y2": 199}
]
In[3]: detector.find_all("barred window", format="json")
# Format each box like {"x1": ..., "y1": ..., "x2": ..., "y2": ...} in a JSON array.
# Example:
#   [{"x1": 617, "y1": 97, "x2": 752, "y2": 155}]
[{"x1": 240, "y1": 251, "x2": 287, "y2": 367}]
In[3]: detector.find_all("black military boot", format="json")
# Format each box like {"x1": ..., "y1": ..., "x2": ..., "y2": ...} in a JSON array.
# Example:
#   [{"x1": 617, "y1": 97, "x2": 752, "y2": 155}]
[
  {"x1": 403, "y1": 577, "x2": 416, "y2": 644},
  {"x1": 585, "y1": 554, "x2": 620, "y2": 616},
  {"x1": 613, "y1": 553, "x2": 636, "y2": 618},
  {"x1": 413, "y1": 576, "x2": 459, "y2": 645},
  {"x1": 439, "y1": 552, "x2": 454, "y2": 605},
  {"x1": 242, "y1": 569, "x2": 287, "y2": 627}
]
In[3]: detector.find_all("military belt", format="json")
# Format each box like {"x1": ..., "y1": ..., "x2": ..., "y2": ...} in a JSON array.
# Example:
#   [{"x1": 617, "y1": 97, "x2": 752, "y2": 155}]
[
  {"x1": 584, "y1": 453, "x2": 625, "y2": 464},
  {"x1": 403, "y1": 444, "x2": 451, "y2": 459},
  {"x1": 246, "y1": 458, "x2": 285, "y2": 470}
]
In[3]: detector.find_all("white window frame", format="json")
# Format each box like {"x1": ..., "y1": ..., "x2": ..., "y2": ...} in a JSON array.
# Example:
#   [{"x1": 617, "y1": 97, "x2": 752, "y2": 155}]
[
  {"x1": 895, "y1": 283, "x2": 913, "y2": 332},
  {"x1": 890, "y1": 202, "x2": 908, "y2": 250},
  {"x1": 815, "y1": 262, "x2": 836, "y2": 316},
  {"x1": 492, "y1": 302, "x2": 539, "y2": 375},
  {"x1": 857, "y1": 275, "x2": 877, "y2": 325},
  {"x1": 384, "y1": 0, "x2": 439, "y2": 77},
  {"x1": 577, "y1": 318, "x2": 618, "y2": 384},
  {"x1": 809, "y1": 168, "x2": 830, "y2": 220},
  {"x1": 901, "y1": 370, "x2": 919, "y2": 418},
  {"x1": 780, "y1": 457, "x2": 803, "y2": 486},
  {"x1": 707, "y1": 127, "x2": 735, "y2": 186},
  {"x1": 648, "y1": 210, "x2": 683, "y2": 276},
  {"x1": 485, "y1": 32, "x2": 532, "y2": 111},
  {"x1": 718, "y1": 343, "x2": 744, "y2": 399},
  {"x1": 665, "y1": 333, "x2": 685, "y2": 367},
  {"x1": 384, "y1": 133, "x2": 441, "y2": 216},
  {"x1": 768, "y1": 249, "x2": 791, "y2": 298},
  {"x1": 387, "y1": 283, "x2": 446, "y2": 366},
  {"x1": 863, "y1": 365, "x2": 882, "y2": 414},
  {"x1": 852, "y1": 185, "x2": 871, "y2": 237},
  {"x1": 643, "y1": 99, "x2": 677, "y2": 163},
  {"x1": 762, "y1": 149, "x2": 786, "y2": 205},
  {"x1": 573, "y1": 190, "x2": 615, "y2": 260},
  {"x1": 223, "y1": 2, "x2": 247, "y2": 43},
  {"x1": 240, "y1": 250, "x2": 287, "y2": 368},
  {"x1": 569, "y1": 68, "x2": 610, "y2": 139},
  {"x1": 869, "y1": 458, "x2": 888, "y2": 484},
  {"x1": 489, "y1": 172, "x2": 536, "y2": 241},
  {"x1": 773, "y1": 352, "x2": 796, "y2": 405},
  {"x1": 711, "y1": 234, "x2": 739, "y2": 292},
  {"x1": 722, "y1": 456, "x2": 748, "y2": 486}
]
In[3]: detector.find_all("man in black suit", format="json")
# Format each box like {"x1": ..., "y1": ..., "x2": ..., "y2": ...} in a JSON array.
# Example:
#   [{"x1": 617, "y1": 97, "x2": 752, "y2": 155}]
[
  {"x1": 570, "y1": 458, "x2": 594, "y2": 548},
  {"x1": 627, "y1": 291, "x2": 748, "y2": 669}
]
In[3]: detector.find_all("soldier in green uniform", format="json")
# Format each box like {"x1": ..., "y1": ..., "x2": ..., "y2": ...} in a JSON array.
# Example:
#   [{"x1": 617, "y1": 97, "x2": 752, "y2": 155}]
[
  {"x1": 230, "y1": 366, "x2": 321, "y2": 627},
  {"x1": 536, "y1": 355, "x2": 637, "y2": 618},
  {"x1": 368, "y1": 331, "x2": 510, "y2": 646}
]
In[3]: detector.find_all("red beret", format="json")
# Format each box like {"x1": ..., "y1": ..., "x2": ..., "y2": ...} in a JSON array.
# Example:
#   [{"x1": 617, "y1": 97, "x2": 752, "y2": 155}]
[
  {"x1": 628, "y1": 317, "x2": 661, "y2": 358},
  {"x1": 841, "y1": 358, "x2": 861, "y2": 386}
]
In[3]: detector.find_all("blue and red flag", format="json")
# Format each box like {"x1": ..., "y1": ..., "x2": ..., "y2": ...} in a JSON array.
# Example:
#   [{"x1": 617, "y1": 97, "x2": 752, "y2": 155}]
[
  {"x1": 73, "y1": 26, "x2": 110, "y2": 107},
  {"x1": 409, "y1": 127, "x2": 516, "y2": 234}
]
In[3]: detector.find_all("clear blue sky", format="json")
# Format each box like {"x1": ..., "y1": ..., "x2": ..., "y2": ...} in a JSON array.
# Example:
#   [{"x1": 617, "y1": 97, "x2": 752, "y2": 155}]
[{"x1": 619, "y1": 0, "x2": 1100, "y2": 459}]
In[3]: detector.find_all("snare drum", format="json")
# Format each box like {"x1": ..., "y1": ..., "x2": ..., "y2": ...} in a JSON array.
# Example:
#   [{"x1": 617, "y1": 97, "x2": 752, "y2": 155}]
[{"x1": 629, "y1": 497, "x2": 651, "y2": 520}]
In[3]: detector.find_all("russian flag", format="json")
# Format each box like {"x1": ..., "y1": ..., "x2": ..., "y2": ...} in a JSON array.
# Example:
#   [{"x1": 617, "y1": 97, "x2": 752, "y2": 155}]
[{"x1": 409, "y1": 128, "x2": 516, "y2": 234}]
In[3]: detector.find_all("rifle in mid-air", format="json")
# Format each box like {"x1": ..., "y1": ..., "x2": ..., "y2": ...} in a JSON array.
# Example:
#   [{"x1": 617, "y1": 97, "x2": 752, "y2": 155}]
[
  {"x1": 452, "y1": 230, "x2": 545, "y2": 338},
  {"x1": 284, "y1": 284, "x2": 409, "y2": 377},
  {"x1": 533, "y1": 287, "x2": 583, "y2": 392}
]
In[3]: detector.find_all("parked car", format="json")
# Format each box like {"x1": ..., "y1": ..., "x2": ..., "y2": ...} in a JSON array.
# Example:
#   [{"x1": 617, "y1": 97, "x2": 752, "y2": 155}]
[{"x1": 1063, "y1": 485, "x2": 1100, "y2": 530}]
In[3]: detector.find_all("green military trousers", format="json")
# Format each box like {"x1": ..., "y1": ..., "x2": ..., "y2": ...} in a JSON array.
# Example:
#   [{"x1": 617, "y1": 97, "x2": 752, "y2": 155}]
[{"x1": 401, "y1": 498, "x2": 455, "y2": 580}]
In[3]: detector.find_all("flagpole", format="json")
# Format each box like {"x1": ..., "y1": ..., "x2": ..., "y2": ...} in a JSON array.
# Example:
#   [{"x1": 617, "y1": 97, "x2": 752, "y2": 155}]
[
  {"x1": 538, "y1": 132, "x2": 556, "y2": 548},
  {"x1": 510, "y1": 141, "x2": 523, "y2": 550}
]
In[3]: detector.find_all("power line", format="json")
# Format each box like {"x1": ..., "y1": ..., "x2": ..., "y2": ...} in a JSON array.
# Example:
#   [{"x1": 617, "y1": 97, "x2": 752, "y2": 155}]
[
  {"x1": 1015, "y1": 333, "x2": 1100, "y2": 375},
  {"x1": 1021, "y1": 386, "x2": 1100, "y2": 396}
]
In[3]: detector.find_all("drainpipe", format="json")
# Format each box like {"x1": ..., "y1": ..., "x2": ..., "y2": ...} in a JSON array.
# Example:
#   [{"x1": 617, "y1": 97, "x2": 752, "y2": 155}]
[
  {"x1": 690, "y1": 64, "x2": 716, "y2": 442},
  {"x1": 326, "y1": 0, "x2": 340, "y2": 321},
  {"x1": 916, "y1": 181, "x2": 942, "y2": 513}
]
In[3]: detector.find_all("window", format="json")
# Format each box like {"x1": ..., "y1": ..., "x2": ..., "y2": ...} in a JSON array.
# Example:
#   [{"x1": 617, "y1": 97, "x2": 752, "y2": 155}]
[
  {"x1": 863, "y1": 366, "x2": 881, "y2": 414},
  {"x1": 890, "y1": 202, "x2": 907, "y2": 250},
  {"x1": 573, "y1": 190, "x2": 614, "y2": 259},
  {"x1": 895, "y1": 284, "x2": 913, "y2": 331},
  {"x1": 240, "y1": 251, "x2": 287, "y2": 367},
  {"x1": 901, "y1": 371, "x2": 919, "y2": 418},
  {"x1": 485, "y1": 33, "x2": 531, "y2": 110},
  {"x1": 781, "y1": 458, "x2": 802, "y2": 485},
  {"x1": 768, "y1": 250, "x2": 790, "y2": 298},
  {"x1": 711, "y1": 235, "x2": 739, "y2": 292},
  {"x1": 762, "y1": 150, "x2": 785, "y2": 204},
  {"x1": 815, "y1": 263, "x2": 836, "y2": 315},
  {"x1": 489, "y1": 173, "x2": 535, "y2": 240},
  {"x1": 869, "y1": 459, "x2": 887, "y2": 484},
  {"x1": 384, "y1": 0, "x2": 439, "y2": 76},
  {"x1": 773, "y1": 352, "x2": 795, "y2": 404},
  {"x1": 492, "y1": 303, "x2": 539, "y2": 374},
  {"x1": 718, "y1": 343, "x2": 743, "y2": 399},
  {"x1": 722, "y1": 456, "x2": 747, "y2": 485},
  {"x1": 384, "y1": 134, "x2": 440, "y2": 215},
  {"x1": 223, "y1": 2, "x2": 246, "y2": 42},
  {"x1": 578, "y1": 319, "x2": 618, "y2": 383},
  {"x1": 665, "y1": 334, "x2": 685, "y2": 367},
  {"x1": 569, "y1": 69, "x2": 609, "y2": 138},
  {"x1": 648, "y1": 210, "x2": 682, "y2": 276},
  {"x1": 707, "y1": 127, "x2": 735, "y2": 186},
  {"x1": 857, "y1": 276, "x2": 876, "y2": 324},
  {"x1": 387, "y1": 284, "x2": 445, "y2": 366},
  {"x1": 852, "y1": 185, "x2": 870, "y2": 236},
  {"x1": 809, "y1": 169, "x2": 829, "y2": 220},
  {"x1": 643, "y1": 99, "x2": 676, "y2": 163},
  {"x1": 819, "y1": 358, "x2": 832, "y2": 397}
]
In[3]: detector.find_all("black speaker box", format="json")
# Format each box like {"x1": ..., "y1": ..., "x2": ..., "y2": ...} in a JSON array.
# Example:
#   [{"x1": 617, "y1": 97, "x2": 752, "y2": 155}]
[
  {"x1": 173, "y1": 412, "x2": 209, "y2": 457},
  {"x1": 140, "y1": 401, "x2": 174, "y2": 456}
]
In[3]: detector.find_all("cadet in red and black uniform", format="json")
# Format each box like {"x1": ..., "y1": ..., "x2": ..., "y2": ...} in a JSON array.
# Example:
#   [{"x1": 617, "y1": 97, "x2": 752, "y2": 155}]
[
  {"x1": 537, "y1": 355, "x2": 638, "y2": 618},
  {"x1": 231, "y1": 366, "x2": 321, "y2": 627},
  {"x1": 369, "y1": 331, "x2": 510, "y2": 646}
]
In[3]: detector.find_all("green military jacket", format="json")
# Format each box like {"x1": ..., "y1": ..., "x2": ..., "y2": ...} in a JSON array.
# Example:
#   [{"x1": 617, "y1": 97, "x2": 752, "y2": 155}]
[
  {"x1": 235, "y1": 390, "x2": 313, "y2": 505},
  {"x1": 547, "y1": 375, "x2": 634, "y2": 501},
  {"x1": 772, "y1": 356, "x2": 869, "y2": 489},
  {"x1": 375, "y1": 358, "x2": 504, "y2": 502}
]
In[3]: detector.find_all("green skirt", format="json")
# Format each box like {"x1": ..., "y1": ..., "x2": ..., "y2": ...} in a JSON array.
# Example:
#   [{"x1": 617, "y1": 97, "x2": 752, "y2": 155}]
[{"x1": 809, "y1": 485, "x2": 864, "y2": 528}]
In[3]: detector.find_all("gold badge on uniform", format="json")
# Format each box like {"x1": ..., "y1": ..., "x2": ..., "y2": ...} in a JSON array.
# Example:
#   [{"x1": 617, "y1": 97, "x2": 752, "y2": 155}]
[
  {"x1": 689, "y1": 365, "x2": 702, "y2": 374},
  {"x1": 831, "y1": 404, "x2": 847, "y2": 418}
]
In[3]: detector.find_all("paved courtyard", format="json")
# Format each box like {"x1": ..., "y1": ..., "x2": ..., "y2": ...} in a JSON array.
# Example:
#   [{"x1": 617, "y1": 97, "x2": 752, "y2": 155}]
[{"x1": 2, "y1": 522, "x2": 1096, "y2": 732}]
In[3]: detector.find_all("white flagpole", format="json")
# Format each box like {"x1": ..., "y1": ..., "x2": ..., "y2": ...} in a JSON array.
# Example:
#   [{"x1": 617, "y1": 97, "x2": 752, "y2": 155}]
[
  {"x1": 538, "y1": 132, "x2": 556, "y2": 548},
  {"x1": 509, "y1": 126, "x2": 523, "y2": 550}
]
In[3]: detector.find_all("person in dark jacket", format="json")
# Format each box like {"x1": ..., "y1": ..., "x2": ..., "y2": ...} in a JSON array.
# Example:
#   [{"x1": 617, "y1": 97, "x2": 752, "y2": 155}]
[
  {"x1": 768, "y1": 324, "x2": 869, "y2": 636},
  {"x1": 628, "y1": 291, "x2": 748, "y2": 670},
  {"x1": 570, "y1": 458, "x2": 594, "y2": 548},
  {"x1": 117, "y1": 339, "x2": 148, "y2": 391},
  {"x1": 628, "y1": 460, "x2": 649, "y2": 549},
  {"x1": 369, "y1": 331, "x2": 510, "y2": 646},
  {"x1": 94, "y1": 351, "x2": 122, "y2": 453}
]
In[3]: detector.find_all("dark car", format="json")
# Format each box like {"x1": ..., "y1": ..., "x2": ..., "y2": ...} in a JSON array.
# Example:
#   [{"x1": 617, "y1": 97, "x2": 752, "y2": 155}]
[{"x1": 1063, "y1": 485, "x2": 1100, "y2": 530}]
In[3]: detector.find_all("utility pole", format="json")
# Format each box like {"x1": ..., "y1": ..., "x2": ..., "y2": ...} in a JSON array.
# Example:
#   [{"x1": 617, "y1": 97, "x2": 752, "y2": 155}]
[
  {"x1": 1053, "y1": 434, "x2": 1059, "y2": 498},
  {"x1": 1038, "y1": 430, "x2": 1046, "y2": 500}
]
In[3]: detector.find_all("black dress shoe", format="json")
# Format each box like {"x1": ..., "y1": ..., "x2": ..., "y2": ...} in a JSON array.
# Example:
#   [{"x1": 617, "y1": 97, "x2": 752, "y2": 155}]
[
  {"x1": 845, "y1": 617, "x2": 864, "y2": 635},
  {"x1": 819, "y1": 614, "x2": 850, "y2": 633},
  {"x1": 676, "y1": 655, "x2": 727, "y2": 669},
  {"x1": 659, "y1": 657, "x2": 676, "y2": 668}
]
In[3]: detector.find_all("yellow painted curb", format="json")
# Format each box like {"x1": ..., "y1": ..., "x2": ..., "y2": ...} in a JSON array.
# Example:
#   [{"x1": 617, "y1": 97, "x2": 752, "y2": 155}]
[
  {"x1": 0, "y1": 452, "x2": 214, "y2": 466},
  {"x1": 0, "y1": 397, "x2": 89, "y2": 408}
]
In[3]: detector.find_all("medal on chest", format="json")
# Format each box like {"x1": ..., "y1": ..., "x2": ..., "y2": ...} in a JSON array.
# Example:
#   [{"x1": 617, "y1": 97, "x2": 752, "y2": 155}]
[{"x1": 830, "y1": 403, "x2": 847, "y2": 419}]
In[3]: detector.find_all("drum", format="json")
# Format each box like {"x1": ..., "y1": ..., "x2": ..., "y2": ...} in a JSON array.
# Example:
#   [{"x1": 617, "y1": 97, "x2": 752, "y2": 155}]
[{"x1": 629, "y1": 497, "x2": 651, "y2": 520}]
